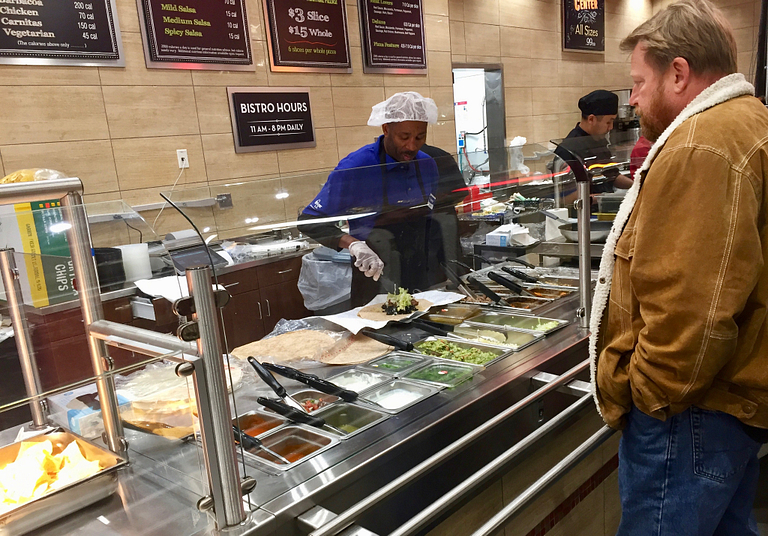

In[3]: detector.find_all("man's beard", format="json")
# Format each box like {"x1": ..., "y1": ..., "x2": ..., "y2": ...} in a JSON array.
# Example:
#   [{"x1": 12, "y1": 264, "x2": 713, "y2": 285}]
[{"x1": 637, "y1": 85, "x2": 676, "y2": 142}]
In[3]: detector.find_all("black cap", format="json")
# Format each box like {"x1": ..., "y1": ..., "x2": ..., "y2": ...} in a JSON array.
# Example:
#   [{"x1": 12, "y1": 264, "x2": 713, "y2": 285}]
[{"x1": 578, "y1": 90, "x2": 619, "y2": 116}]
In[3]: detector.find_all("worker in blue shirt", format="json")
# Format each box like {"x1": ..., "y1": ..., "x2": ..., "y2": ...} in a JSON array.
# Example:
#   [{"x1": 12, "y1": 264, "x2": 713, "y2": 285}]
[{"x1": 299, "y1": 92, "x2": 443, "y2": 306}]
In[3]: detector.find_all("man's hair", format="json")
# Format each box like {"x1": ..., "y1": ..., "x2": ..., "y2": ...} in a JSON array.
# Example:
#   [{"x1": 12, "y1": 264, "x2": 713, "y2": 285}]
[{"x1": 620, "y1": 0, "x2": 737, "y2": 76}]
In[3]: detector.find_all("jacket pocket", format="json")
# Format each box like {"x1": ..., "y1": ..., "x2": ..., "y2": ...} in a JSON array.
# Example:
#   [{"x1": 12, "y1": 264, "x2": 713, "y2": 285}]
[
  {"x1": 609, "y1": 227, "x2": 635, "y2": 334},
  {"x1": 690, "y1": 407, "x2": 758, "y2": 483}
]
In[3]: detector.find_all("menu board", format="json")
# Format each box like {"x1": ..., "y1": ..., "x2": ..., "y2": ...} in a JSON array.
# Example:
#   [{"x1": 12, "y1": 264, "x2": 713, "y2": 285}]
[
  {"x1": 139, "y1": 0, "x2": 252, "y2": 68},
  {"x1": 359, "y1": 0, "x2": 426, "y2": 74},
  {"x1": 0, "y1": 0, "x2": 123, "y2": 66},
  {"x1": 227, "y1": 88, "x2": 316, "y2": 153},
  {"x1": 562, "y1": 0, "x2": 604, "y2": 52},
  {"x1": 263, "y1": 0, "x2": 351, "y2": 72}
]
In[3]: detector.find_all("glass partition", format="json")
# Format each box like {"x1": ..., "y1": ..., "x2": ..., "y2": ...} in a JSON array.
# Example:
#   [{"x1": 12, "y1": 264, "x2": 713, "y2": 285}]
[
  {"x1": 0, "y1": 198, "x2": 230, "y2": 533},
  {"x1": 0, "y1": 138, "x2": 633, "y2": 533}
]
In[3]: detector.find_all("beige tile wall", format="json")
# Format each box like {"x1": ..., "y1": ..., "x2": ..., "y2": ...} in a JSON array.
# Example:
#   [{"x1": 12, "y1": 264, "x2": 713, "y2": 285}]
[{"x1": 0, "y1": 0, "x2": 760, "y2": 236}]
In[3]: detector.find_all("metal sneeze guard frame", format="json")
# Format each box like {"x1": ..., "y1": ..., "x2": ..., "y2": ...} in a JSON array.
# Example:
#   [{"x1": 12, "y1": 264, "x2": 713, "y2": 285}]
[{"x1": 0, "y1": 178, "x2": 248, "y2": 530}]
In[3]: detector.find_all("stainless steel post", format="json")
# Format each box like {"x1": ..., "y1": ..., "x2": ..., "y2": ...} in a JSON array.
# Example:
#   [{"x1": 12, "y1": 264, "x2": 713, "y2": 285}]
[
  {"x1": 61, "y1": 192, "x2": 125, "y2": 455},
  {"x1": 0, "y1": 249, "x2": 47, "y2": 429},
  {"x1": 576, "y1": 181, "x2": 592, "y2": 329},
  {"x1": 186, "y1": 266, "x2": 244, "y2": 528}
]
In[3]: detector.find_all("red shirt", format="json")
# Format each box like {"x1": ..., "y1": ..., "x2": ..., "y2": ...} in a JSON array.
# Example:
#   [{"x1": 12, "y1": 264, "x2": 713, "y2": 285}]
[{"x1": 629, "y1": 136, "x2": 652, "y2": 178}]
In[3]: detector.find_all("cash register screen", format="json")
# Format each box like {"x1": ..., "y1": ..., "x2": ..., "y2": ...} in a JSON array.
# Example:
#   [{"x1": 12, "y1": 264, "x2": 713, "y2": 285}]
[{"x1": 170, "y1": 245, "x2": 228, "y2": 274}]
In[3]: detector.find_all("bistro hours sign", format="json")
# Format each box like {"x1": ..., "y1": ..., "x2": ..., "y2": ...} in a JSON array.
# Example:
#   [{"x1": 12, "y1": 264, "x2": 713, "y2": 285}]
[
  {"x1": 228, "y1": 88, "x2": 316, "y2": 153},
  {"x1": 562, "y1": 0, "x2": 604, "y2": 52},
  {"x1": 263, "y1": 0, "x2": 351, "y2": 72},
  {"x1": 139, "y1": 0, "x2": 252, "y2": 69},
  {"x1": 359, "y1": 0, "x2": 426, "y2": 74},
  {"x1": 0, "y1": 0, "x2": 123, "y2": 66}
]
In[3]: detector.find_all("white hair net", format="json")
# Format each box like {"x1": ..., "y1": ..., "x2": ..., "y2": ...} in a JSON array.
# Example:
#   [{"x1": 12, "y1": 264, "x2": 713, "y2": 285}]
[{"x1": 367, "y1": 91, "x2": 438, "y2": 126}]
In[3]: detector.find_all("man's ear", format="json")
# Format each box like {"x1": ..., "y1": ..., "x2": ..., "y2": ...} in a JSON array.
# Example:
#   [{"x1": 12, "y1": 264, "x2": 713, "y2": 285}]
[
  {"x1": 382, "y1": 124, "x2": 389, "y2": 136},
  {"x1": 669, "y1": 57, "x2": 691, "y2": 94}
]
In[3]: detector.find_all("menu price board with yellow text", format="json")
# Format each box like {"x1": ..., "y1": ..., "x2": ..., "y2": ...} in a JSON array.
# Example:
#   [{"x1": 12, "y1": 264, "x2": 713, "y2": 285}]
[
  {"x1": 263, "y1": 0, "x2": 351, "y2": 72},
  {"x1": 359, "y1": 0, "x2": 426, "y2": 74},
  {"x1": 563, "y1": 0, "x2": 604, "y2": 52},
  {"x1": 138, "y1": 0, "x2": 252, "y2": 69}
]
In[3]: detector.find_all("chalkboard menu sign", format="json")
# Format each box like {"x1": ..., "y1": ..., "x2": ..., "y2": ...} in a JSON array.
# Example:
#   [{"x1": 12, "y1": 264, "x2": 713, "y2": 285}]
[
  {"x1": 359, "y1": 0, "x2": 427, "y2": 74},
  {"x1": 0, "y1": 0, "x2": 123, "y2": 66},
  {"x1": 227, "y1": 87, "x2": 316, "y2": 153},
  {"x1": 562, "y1": 0, "x2": 604, "y2": 52},
  {"x1": 263, "y1": 0, "x2": 351, "y2": 73},
  {"x1": 138, "y1": 0, "x2": 252, "y2": 70}
]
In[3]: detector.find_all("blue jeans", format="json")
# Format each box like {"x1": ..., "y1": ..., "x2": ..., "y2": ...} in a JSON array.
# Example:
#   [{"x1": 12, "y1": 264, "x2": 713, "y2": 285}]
[{"x1": 616, "y1": 405, "x2": 762, "y2": 536}]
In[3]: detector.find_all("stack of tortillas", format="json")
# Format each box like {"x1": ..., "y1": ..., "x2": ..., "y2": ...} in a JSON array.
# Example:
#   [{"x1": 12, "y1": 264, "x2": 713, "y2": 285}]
[
  {"x1": 318, "y1": 333, "x2": 392, "y2": 365},
  {"x1": 231, "y1": 330, "x2": 337, "y2": 363},
  {"x1": 231, "y1": 329, "x2": 393, "y2": 365}
]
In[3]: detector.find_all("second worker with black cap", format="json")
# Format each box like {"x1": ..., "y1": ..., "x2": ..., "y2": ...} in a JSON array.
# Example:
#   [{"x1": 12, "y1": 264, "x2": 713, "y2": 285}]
[{"x1": 554, "y1": 89, "x2": 634, "y2": 191}]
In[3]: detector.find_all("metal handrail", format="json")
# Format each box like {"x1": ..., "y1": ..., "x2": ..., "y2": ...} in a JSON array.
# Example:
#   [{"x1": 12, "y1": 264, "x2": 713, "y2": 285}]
[
  {"x1": 0, "y1": 177, "x2": 83, "y2": 204},
  {"x1": 472, "y1": 425, "x2": 616, "y2": 536},
  {"x1": 390, "y1": 393, "x2": 594, "y2": 536},
  {"x1": 89, "y1": 319, "x2": 199, "y2": 359},
  {"x1": 307, "y1": 358, "x2": 590, "y2": 536}
]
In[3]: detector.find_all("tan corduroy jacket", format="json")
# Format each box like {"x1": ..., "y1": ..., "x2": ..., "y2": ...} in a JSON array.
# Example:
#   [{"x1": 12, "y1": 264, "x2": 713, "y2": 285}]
[{"x1": 591, "y1": 75, "x2": 768, "y2": 430}]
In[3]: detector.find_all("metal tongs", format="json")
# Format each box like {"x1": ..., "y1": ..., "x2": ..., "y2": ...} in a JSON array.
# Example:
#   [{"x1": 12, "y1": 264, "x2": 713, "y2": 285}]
[
  {"x1": 261, "y1": 362, "x2": 359, "y2": 402},
  {"x1": 262, "y1": 362, "x2": 385, "y2": 409},
  {"x1": 247, "y1": 357, "x2": 346, "y2": 435},
  {"x1": 359, "y1": 328, "x2": 414, "y2": 352},
  {"x1": 442, "y1": 261, "x2": 475, "y2": 298},
  {"x1": 232, "y1": 424, "x2": 291, "y2": 465},
  {"x1": 467, "y1": 276, "x2": 505, "y2": 305},
  {"x1": 501, "y1": 266, "x2": 539, "y2": 284},
  {"x1": 248, "y1": 356, "x2": 306, "y2": 412},
  {"x1": 486, "y1": 272, "x2": 536, "y2": 297}
]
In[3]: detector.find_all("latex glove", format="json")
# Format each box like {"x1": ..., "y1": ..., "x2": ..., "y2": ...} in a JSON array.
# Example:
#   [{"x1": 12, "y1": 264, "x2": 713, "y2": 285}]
[{"x1": 348, "y1": 241, "x2": 384, "y2": 281}]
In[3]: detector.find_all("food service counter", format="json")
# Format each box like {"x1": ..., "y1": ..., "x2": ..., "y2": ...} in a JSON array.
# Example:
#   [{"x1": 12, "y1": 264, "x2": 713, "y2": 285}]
[{"x1": 13, "y1": 295, "x2": 603, "y2": 536}]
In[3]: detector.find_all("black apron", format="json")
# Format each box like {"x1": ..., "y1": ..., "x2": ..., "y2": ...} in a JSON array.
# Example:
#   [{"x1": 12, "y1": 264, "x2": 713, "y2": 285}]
[{"x1": 350, "y1": 145, "x2": 438, "y2": 306}]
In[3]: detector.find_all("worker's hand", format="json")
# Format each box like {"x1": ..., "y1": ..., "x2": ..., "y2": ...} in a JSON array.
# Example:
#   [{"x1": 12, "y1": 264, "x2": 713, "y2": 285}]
[{"x1": 348, "y1": 241, "x2": 384, "y2": 281}]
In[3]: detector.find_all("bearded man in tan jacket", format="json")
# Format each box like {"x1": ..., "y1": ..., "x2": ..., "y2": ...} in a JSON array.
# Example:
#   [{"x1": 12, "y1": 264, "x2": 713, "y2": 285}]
[{"x1": 589, "y1": 1, "x2": 768, "y2": 534}]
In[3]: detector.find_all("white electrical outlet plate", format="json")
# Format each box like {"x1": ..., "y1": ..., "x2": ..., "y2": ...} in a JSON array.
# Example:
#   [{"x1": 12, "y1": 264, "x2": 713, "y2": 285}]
[{"x1": 176, "y1": 149, "x2": 189, "y2": 169}]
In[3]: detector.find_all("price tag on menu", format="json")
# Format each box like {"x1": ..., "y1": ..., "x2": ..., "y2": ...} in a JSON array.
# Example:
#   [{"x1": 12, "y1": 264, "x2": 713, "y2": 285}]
[
  {"x1": 562, "y1": 0, "x2": 605, "y2": 52},
  {"x1": 359, "y1": 0, "x2": 427, "y2": 73},
  {"x1": 263, "y1": 0, "x2": 351, "y2": 71},
  {"x1": 0, "y1": 0, "x2": 122, "y2": 65},
  {"x1": 140, "y1": 0, "x2": 252, "y2": 66}
]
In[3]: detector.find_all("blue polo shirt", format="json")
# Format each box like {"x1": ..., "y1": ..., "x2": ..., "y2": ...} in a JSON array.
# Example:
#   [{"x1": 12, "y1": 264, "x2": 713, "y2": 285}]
[{"x1": 302, "y1": 135, "x2": 439, "y2": 240}]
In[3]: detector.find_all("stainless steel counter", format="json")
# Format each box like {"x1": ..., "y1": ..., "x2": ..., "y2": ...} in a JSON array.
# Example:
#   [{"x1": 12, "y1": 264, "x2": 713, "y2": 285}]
[
  {"x1": 533, "y1": 237, "x2": 604, "y2": 259},
  {"x1": 19, "y1": 296, "x2": 590, "y2": 536}
]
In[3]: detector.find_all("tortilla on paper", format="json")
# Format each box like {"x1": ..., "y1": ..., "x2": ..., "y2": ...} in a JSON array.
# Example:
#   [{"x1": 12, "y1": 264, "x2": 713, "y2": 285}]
[
  {"x1": 231, "y1": 330, "x2": 337, "y2": 363},
  {"x1": 357, "y1": 300, "x2": 432, "y2": 322}
]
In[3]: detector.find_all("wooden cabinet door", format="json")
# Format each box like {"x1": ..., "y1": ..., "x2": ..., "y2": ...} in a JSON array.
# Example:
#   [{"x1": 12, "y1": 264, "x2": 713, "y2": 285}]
[
  {"x1": 221, "y1": 288, "x2": 265, "y2": 350},
  {"x1": 259, "y1": 281, "x2": 310, "y2": 333}
]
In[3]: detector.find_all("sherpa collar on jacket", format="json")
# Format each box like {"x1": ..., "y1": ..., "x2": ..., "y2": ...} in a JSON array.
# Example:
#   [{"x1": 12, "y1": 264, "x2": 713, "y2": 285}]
[{"x1": 587, "y1": 73, "x2": 755, "y2": 416}]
